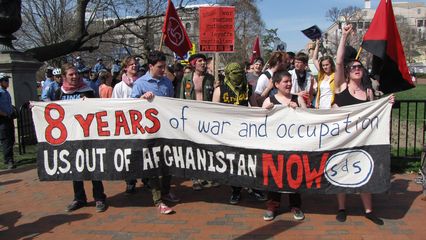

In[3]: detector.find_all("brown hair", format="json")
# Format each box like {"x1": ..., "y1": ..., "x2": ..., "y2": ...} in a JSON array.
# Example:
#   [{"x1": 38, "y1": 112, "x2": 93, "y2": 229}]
[
  {"x1": 295, "y1": 52, "x2": 309, "y2": 64},
  {"x1": 61, "y1": 63, "x2": 77, "y2": 76},
  {"x1": 319, "y1": 56, "x2": 335, "y2": 73},
  {"x1": 272, "y1": 70, "x2": 292, "y2": 86},
  {"x1": 120, "y1": 56, "x2": 138, "y2": 75},
  {"x1": 98, "y1": 70, "x2": 112, "y2": 85},
  {"x1": 268, "y1": 51, "x2": 289, "y2": 68}
]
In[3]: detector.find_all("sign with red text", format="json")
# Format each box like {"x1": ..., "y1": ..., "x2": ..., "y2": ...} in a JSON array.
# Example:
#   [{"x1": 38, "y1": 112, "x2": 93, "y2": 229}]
[
  {"x1": 199, "y1": 6, "x2": 235, "y2": 52},
  {"x1": 31, "y1": 97, "x2": 392, "y2": 194}
]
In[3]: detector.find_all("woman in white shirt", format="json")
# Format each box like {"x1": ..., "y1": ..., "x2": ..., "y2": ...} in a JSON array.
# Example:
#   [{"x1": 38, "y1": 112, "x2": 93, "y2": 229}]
[{"x1": 312, "y1": 39, "x2": 336, "y2": 109}]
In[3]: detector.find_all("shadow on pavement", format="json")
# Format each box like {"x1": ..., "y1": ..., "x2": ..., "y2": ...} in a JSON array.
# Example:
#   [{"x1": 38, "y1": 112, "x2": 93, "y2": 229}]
[
  {"x1": 0, "y1": 212, "x2": 91, "y2": 240},
  {"x1": 377, "y1": 178, "x2": 421, "y2": 219},
  {"x1": 106, "y1": 185, "x2": 158, "y2": 208},
  {"x1": 0, "y1": 164, "x2": 37, "y2": 176},
  {"x1": 300, "y1": 177, "x2": 421, "y2": 220},
  {"x1": 0, "y1": 179, "x2": 22, "y2": 186},
  {"x1": 233, "y1": 220, "x2": 302, "y2": 240}
]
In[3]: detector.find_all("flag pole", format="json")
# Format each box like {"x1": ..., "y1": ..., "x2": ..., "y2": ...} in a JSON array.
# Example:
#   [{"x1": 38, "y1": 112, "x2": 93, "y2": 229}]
[
  {"x1": 158, "y1": 32, "x2": 165, "y2": 51},
  {"x1": 355, "y1": 47, "x2": 363, "y2": 60}
]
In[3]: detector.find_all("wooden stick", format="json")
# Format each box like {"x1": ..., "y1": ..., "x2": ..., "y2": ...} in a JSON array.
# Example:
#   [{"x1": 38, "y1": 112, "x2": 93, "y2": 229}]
[
  {"x1": 158, "y1": 32, "x2": 165, "y2": 51},
  {"x1": 355, "y1": 46, "x2": 363, "y2": 60}
]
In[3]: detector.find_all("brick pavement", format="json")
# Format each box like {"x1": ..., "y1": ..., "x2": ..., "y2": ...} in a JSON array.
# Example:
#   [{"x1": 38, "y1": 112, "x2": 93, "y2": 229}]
[{"x1": 1, "y1": 165, "x2": 425, "y2": 240}]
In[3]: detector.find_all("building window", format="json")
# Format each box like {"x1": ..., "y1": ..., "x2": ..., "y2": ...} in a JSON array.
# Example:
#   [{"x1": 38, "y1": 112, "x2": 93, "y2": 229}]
[
  {"x1": 418, "y1": 19, "x2": 424, "y2": 27},
  {"x1": 185, "y1": 22, "x2": 191, "y2": 33},
  {"x1": 364, "y1": 21, "x2": 370, "y2": 29},
  {"x1": 418, "y1": 9, "x2": 421, "y2": 15}
]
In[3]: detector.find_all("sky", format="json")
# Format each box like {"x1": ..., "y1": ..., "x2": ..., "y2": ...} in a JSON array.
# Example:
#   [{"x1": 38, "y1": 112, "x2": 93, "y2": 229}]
[{"x1": 256, "y1": 0, "x2": 426, "y2": 52}]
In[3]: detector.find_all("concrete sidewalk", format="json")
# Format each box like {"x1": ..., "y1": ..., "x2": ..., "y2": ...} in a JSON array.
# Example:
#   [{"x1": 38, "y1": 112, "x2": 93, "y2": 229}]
[{"x1": 1, "y1": 165, "x2": 425, "y2": 240}]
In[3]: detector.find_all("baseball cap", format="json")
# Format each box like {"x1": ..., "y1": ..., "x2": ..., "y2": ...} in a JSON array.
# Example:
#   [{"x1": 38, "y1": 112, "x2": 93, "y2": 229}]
[
  {"x1": 0, "y1": 73, "x2": 10, "y2": 81},
  {"x1": 188, "y1": 53, "x2": 207, "y2": 63},
  {"x1": 52, "y1": 68, "x2": 62, "y2": 76}
]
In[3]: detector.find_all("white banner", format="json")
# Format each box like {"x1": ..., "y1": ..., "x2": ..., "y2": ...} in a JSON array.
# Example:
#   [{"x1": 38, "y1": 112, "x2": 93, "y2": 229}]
[{"x1": 32, "y1": 96, "x2": 391, "y2": 152}]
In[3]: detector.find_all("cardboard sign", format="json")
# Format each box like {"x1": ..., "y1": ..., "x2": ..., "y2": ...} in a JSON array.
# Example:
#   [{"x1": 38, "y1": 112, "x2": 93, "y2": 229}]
[
  {"x1": 199, "y1": 6, "x2": 235, "y2": 52},
  {"x1": 301, "y1": 25, "x2": 322, "y2": 40}
]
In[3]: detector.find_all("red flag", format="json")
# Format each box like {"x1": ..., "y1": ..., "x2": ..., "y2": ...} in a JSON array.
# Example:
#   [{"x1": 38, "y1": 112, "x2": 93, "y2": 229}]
[
  {"x1": 361, "y1": 0, "x2": 414, "y2": 93},
  {"x1": 249, "y1": 36, "x2": 261, "y2": 64},
  {"x1": 162, "y1": 0, "x2": 192, "y2": 58}
]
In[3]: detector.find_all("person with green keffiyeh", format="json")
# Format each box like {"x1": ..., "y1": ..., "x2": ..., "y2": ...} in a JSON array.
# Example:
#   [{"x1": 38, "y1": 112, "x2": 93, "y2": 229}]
[
  {"x1": 212, "y1": 62, "x2": 267, "y2": 204},
  {"x1": 213, "y1": 62, "x2": 250, "y2": 105}
]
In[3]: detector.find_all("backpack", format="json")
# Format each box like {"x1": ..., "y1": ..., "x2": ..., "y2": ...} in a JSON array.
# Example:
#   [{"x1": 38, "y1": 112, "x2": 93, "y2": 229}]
[{"x1": 250, "y1": 71, "x2": 275, "y2": 107}]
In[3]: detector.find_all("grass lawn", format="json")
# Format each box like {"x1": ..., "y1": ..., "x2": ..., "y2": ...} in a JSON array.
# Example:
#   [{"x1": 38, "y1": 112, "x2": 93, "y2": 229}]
[
  {"x1": 394, "y1": 84, "x2": 426, "y2": 101},
  {"x1": 0, "y1": 144, "x2": 38, "y2": 170},
  {"x1": 393, "y1": 84, "x2": 426, "y2": 121}
]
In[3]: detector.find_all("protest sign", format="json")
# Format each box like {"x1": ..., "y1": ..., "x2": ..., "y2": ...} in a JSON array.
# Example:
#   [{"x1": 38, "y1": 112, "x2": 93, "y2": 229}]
[
  {"x1": 32, "y1": 96, "x2": 392, "y2": 193},
  {"x1": 199, "y1": 6, "x2": 235, "y2": 52},
  {"x1": 301, "y1": 25, "x2": 322, "y2": 40}
]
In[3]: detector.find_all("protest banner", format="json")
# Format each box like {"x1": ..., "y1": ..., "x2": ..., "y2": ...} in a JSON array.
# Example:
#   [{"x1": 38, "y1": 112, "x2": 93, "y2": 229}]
[
  {"x1": 199, "y1": 6, "x2": 235, "y2": 52},
  {"x1": 31, "y1": 96, "x2": 392, "y2": 194}
]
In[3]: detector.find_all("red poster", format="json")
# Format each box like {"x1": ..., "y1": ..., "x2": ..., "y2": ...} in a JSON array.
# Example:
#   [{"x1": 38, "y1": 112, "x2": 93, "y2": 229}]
[{"x1": 199, "y1": 6, "x2": 235, "y2": 52}]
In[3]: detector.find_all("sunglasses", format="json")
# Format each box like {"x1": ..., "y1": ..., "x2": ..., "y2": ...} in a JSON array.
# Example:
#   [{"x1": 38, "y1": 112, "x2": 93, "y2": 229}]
[{"x1": 350, "y1": 64, "x2": 363, "y2": 71}]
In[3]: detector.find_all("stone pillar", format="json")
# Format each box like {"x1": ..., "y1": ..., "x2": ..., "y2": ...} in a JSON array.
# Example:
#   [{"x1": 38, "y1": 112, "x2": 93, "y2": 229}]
[{"x1": 0, "y1": 52, "x2": 42, "y2": 109}]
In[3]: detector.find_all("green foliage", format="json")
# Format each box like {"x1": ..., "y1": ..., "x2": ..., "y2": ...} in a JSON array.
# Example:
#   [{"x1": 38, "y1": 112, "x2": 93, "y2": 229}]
[
  {"x1": 391, "y1": 156, "x2": 422, "y2": 173},
  {"x1": 262, "y1": 28, "x2": 281, "y2": 62}
]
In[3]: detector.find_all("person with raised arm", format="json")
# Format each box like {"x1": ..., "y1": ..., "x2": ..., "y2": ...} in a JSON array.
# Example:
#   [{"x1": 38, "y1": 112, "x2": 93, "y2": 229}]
[{"x1": 333, "y1": 24, "x2": 394, "y2": 226}]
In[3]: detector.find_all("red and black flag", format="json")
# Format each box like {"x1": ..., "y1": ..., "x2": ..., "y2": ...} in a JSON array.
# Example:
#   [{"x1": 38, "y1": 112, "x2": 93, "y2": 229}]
[
  {"x1": 361, "y1": 0, "x2": 415, "y2": 93},
  {"x1": 162, "y1": 0, "x2": 192, "y2": 58},
  {"x1": 250, "y1": 36, "x2": 261, "y2": 64}
]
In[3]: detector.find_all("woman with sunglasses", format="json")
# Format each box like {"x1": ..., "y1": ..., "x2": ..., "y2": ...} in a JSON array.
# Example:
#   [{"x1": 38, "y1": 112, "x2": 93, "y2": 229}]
[{"x1": 333, "y1": 24, "x2": 393, "y2": 225}]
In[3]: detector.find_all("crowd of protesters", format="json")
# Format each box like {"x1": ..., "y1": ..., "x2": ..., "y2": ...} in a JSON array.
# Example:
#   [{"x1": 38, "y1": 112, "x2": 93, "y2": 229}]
[{"x1": 19, "y1": 24, "x2": 395, "y2": 224}]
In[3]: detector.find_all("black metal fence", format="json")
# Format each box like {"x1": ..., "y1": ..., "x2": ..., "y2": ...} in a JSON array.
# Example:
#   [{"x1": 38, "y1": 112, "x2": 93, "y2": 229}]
[
  {"x1": 17, "y1": 102, "x2": 37, "y2": 154},
  {"x1": 391, "y1": 100, "x2": 426, "y2": 159}
]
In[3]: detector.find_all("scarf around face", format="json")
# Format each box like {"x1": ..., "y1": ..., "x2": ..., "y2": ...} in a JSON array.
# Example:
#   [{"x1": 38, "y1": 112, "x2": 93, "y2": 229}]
[
  {"x1": 62, "y1": 77, "x2": 87, "y2": 93},
  {"x1": 121, "y1": 73, "x2": 138, "y2": 87},
  {"x1": 224, "y1": 63, "x2": 248, "y2": 103}
]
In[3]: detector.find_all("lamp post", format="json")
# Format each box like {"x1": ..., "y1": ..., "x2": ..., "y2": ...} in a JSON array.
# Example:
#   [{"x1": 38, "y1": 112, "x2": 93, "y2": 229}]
[{"x1": 0, "y1": 0, "x2": 22, "y2": 52}]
